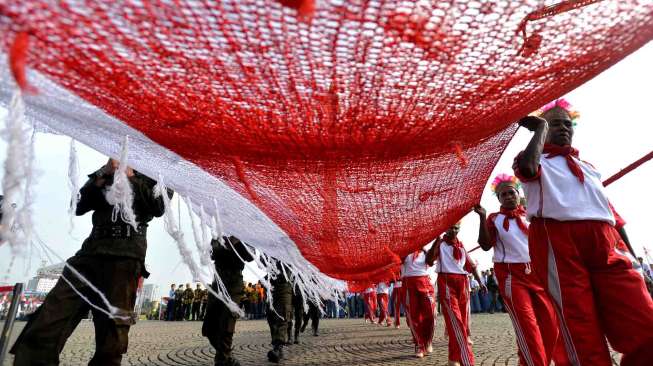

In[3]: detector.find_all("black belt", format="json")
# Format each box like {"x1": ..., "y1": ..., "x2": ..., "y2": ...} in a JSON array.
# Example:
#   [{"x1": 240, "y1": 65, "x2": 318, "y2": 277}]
[{"x1": 91, "y1": 225, "x2": 147, "y2": 239}]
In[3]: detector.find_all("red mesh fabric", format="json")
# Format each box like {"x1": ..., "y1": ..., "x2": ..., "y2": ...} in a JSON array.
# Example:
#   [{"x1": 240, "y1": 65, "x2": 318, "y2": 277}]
[{"x1": 1, "y1": 1, "x2": 651, "y2": 283}]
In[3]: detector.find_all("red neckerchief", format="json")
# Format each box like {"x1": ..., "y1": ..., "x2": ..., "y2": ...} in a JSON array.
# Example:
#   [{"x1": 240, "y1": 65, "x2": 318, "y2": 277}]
[
  {"x1": 543, "y1": 144, "x2": 584, "y2": 183},
  {"x1": 499, "y1": 205, "x2": 528, "y2": 235},
  {"x1": 443, "y1": 234, "x2": 463, "y2": 261}
]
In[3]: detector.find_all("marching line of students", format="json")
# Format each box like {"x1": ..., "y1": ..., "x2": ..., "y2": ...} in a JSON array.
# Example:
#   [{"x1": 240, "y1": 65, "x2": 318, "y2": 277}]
[{"x1": 361, "y1": 99, "x2": 653, "y2": 366}]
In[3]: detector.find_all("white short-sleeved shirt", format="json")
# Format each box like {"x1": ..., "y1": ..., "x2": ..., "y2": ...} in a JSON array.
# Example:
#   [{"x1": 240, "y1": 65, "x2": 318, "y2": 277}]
[
  {"x1": 436, "y1": 241, "x2": 473, "y2": 275},
  {"x1": 376, "y1": 282, "x2": 389, "y2": 294},
  {"x1": 364, "y1": 287, "x2": 375, "y2": 294},
  {"x1": 520, "y1": 154, "x2": 615, "y2": 225},
  {"x1": 490, "y1": 214, "x2": 531, "y2": 263},
  {"x1": 470, "y1": 278, "x2": 479, "y2": 290},
  {"x1": 402, "y1": 246, "x2": 431, "y2": 277},
  {"x1": 394, "y1": 280, "x2": 402, "y2": 288}
]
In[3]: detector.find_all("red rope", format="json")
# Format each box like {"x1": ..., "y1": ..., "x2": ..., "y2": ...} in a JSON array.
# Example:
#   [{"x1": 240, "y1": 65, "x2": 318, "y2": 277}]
[
  {"x1": 603, "y1": 150, "x2": 653, "y2": 187},
  {"x1": 516, "y1": 0, "x2": 605, "y2": 57},
  {"x1": 524, "y1": 0, "x2": 605, "y2": 22}
]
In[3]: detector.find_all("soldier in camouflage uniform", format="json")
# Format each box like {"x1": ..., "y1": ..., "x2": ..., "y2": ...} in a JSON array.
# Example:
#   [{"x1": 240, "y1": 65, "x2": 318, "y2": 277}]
[
  {"x1": 174, "y1": 284, "x2": 184, "y2": 320},
  {"x1": 266, "y1": 261, "x2": 293, "y2": 363},
  {"x1": 200, "y1": 288, "x2": 209, "y2": 320},
  {"x1": 182, "y1": 283, "x2": 194, "y2": 320},
  {"x1": 10, "y1": 158, "x2": 171, "y2": 366},
  {"x1": 192, "y1": 284, "x2": 203, "y2": 321},
  {"x1": 202, "y1": 236, "x2": 253, "y2": 366}
]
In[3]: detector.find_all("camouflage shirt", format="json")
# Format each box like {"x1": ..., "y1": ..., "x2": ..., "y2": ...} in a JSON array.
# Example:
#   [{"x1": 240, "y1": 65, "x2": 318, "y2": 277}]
[
  {"x1": 193, "y1": 288, "x2": 203, "y2": 303},
  {"x1": 183, "y1": 288, "x2": 195, "y2": 305}
]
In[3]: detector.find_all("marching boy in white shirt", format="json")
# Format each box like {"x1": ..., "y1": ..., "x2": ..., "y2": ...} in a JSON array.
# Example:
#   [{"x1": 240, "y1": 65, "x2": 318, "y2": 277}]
[{"x1": 514, "y1": 99, "x2": 653, "y2": 366}]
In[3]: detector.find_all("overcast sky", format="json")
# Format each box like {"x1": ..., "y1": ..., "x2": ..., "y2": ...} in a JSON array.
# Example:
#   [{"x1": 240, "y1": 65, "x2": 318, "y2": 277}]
[{"x1": 0, "y1": 43, "x2": 651, "y2": 298}]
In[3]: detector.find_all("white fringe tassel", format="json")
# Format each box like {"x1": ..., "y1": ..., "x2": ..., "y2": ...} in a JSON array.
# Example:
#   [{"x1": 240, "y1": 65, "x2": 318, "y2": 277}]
[
  {"x1": 105, "y1": 136, "x2": 138, "y2": 230},
  {"x1": 1, "y1": 90, "x2": 36, "y2": 255},
  {"x1": 211, "y1": 198, "x2": 225, "y2": 245},
  {"x1": 183, "y1": 196, "x2": 212, "y2": 267},
  {"x1": 30, "y1": 230, "x2": 131, "y2": 321},
  {"x1": 153, "y1": 176, "x2": 243, "y2": 316},
  {"x1": 67, "y1": 138, "x2": 80, "y2": 232}
]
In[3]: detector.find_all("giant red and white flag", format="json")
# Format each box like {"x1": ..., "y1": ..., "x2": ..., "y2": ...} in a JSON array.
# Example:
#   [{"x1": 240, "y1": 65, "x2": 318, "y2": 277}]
[{"x1": 0, "y1": 1, "x2": 651, "y2": 288}]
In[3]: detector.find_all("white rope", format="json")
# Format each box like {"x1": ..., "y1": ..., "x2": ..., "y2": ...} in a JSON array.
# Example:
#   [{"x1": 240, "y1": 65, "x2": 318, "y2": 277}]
[
  {"x1": 15, "y1": 127, "x2": 37, "y2": 275},
  {"x1": 211, "y1": 198, "x2": 225, "y2": 245},
  {"x1": 29, "y1": 230, "x2": 131, "y2": 320},
  {"x1": 67, "y1": 138, "x2": 80, "y2": 232},
  {"x1": 105, "y1": 136, "x2": 138, "y2": 230},
  {"x1": 2, "y1": 255, "x2": 16, "y2": 284},
  {"x1": 198, "y1": 204, "x2": 214, "y2": 256}
]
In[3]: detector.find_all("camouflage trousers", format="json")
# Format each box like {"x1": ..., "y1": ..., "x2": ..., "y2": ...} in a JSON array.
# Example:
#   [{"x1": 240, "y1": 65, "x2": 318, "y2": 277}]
[
  {"x1": 266, "y1": 282, "x2": 293, "y2": 346},
  {"x1": 202, "y1": 278, "x2": 243, "y2": 362},
  {"x1": 10, "y1": 255, "x2": 142, "y2": 366},
  {"x1": 288, "y1": 294, "x2": 304, "y2": 341}
]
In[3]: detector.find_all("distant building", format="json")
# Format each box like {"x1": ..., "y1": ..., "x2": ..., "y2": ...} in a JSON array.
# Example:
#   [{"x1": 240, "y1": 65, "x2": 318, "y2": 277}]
[
  {"x1": 26, "y1": 261, "x2": 65, "y2": 294},
  {"x1": 142, "y1": 284, "x2": 159, "y2": 303},
  {"x1": 134, "y1": 283, "x2": 159, "y2": 315}
]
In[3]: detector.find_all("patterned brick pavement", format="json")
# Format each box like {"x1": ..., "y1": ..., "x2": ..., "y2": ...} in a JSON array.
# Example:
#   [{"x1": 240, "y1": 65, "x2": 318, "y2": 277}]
[{"x1": 3, "y1": 314, "x2": 619, "y2": 365}]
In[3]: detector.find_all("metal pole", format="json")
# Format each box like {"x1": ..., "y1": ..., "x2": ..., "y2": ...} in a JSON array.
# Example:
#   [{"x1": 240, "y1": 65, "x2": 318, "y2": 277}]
[{"x1": 0, "y1": 283, "x2": 24, "y2": 366}]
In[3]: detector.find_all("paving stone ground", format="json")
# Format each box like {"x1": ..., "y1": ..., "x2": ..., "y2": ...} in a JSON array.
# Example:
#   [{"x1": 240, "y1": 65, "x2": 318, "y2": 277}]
[{"x1": 3, "y1": 314, "x2": 620, "y2": 365}]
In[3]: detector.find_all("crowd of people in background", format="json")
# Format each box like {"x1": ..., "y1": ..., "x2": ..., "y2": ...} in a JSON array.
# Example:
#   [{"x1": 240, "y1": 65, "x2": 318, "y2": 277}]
[
  {"x1": 158, "y1": 268, "x2": 517, "y2": 324},
  {"x1": 242, "y1": 281, "x2": 266, "y2": 319},
  {"x1": 469, "y1": 269, "x2": 507, "y2": 314},
  {"x1": 164, "y1": 283, "x2": 209, "y2": 321}
]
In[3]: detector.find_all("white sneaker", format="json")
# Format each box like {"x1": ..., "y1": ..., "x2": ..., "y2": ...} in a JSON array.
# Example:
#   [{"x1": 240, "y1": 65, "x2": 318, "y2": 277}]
[
  {"x1": 426, "y1": 345, "x2": 433, "y2": 354},
  {"x1": 415, "y1": 346, "x2": 424, "y2": 358}
]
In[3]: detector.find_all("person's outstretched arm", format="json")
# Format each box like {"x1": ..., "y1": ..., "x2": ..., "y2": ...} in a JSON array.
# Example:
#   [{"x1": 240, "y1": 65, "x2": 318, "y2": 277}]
[
  {"x1": 473, "y1": 205, "x2": 493, "y2": 251},
  {"x1": 515, "y1": 116, "x2": 548, "y2": 180}
]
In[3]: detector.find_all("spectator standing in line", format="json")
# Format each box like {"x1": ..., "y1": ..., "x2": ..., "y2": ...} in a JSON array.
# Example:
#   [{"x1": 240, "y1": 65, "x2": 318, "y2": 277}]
[
  {"x1": 486, "y1": 268, "x2": 501, "y2": 313},
  {"x1": 182, "y1": 283, "x2": 194, "y2": 320},
  {"x1": 200, "y1": 287, "x2": 209, "y2": 321},
  {"x1": 174, "y1": 284, "x2": 185, "y2": 320},
  {"x1": 192, "y1": 283, "x2": 203, "y2": 321},
  {"x1": 166, "y1": 284, "x2": 176, "y2": 321},
  {"x1": 469, "y1": 275, "x2": 481, "y2": 314},
  {"x1": 255, "y1": 281, "x2": 265, "y2": 319}
]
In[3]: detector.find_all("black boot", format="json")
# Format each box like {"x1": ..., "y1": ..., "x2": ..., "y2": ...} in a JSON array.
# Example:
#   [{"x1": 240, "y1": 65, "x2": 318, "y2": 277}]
[
  {"x1": 267, "y1": 344, "x2": 284, "y2": 363},
  {"x1": 215, "y1": 357, "x2": 241, "y2": 366},
  {"x1": 294, "y1": 331, "x2": 300, "y2": 344},
  {"x1": 312, "y1": 328, "x2": 319, "y2": 337},
  {"x1": 215, "y1": 348, "x2": 241, "y2": 366}
]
